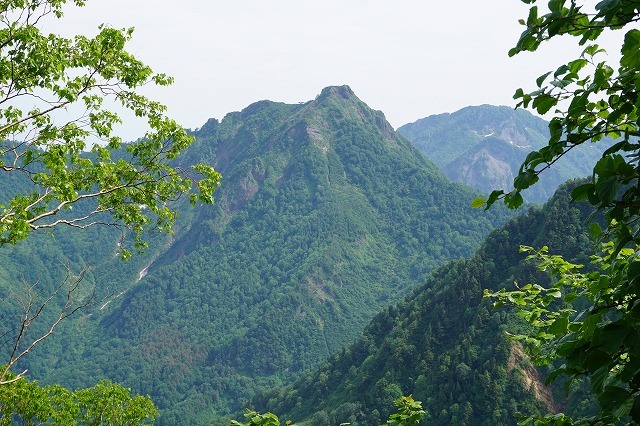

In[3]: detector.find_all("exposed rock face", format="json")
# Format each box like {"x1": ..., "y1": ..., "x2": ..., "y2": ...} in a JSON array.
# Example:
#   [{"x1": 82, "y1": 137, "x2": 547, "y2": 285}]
[
  {"x1": 508, "y1": 342, "x2": 559, "y2": 413},
  {"x1": 448, "y1": 147, "x2": 514, "y2": 192}
]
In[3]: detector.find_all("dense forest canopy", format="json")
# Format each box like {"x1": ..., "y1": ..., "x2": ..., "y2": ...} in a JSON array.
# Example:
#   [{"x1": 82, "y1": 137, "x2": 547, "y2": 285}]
[
  {"x1": 250, "y1": 181, "x2": 598, "y2": 426},
  {"x1": 21, "y1": 85, "x2": 516, "y2": 425},
  {"x1": 6, "y1": 0, "x2": 640, "y2": 425}
]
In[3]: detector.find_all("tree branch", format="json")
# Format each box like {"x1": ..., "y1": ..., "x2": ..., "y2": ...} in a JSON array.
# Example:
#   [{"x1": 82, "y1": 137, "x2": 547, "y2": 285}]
[{"x1": 0, "y1": 263, "x2": 96, "y2": 385}]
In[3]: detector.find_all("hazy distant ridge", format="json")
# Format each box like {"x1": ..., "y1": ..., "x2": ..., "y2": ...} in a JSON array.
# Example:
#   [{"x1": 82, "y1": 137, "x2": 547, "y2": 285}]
[{"x1": 398, "y1": 105, "x2": 607, "y2": 202}]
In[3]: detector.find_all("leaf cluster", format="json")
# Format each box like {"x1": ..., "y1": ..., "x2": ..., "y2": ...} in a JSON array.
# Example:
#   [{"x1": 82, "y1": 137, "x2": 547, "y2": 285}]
[
  {"x1": 0, "y1": 0, "x2": 221, "y2": 257},
  {"x1": 486, "y1": 241, "x2": 640, "y2": 423},
  {"x1": 0, "y1": 369, "x2": 158, "y2": 425},
  {"x1": 477, "y1": 1, "x2": 640, "y2": 214},
  {"x1": 230, "y1": 395, "x2": 426, "y2": 426},
  {"x1": 476, "y1": 4, "x2": 640, "y2": 422},
  {"x1": 383, "y1": 396, "x2": 426, "y2": 426}
]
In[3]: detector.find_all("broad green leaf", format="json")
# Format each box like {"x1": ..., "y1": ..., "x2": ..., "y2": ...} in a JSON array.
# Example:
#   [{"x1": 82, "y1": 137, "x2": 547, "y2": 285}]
[
  {"x1": 532, "y1": 94, "x2": 558, "y2": 114},
  {"x1": 589, "y1": 222, "x2": 602, "y2": 239},
  {"x1": 485, "y1": 189, "x2": 503, "y2": 209},
  {"x1": 598, "y1": 385, "x2": 634, "y2": 418},
  {"x1": 548, "y1": 0, "x2": 566, "y2": 12},
  {"x1": 544, "y1": 366, "x2": 567, "y2": 385},
  {"x1": 568, "y1": 58, "x2": 588, "y2": 73},
  {"x1": 548, "y1": 118, "x2": 563, "y2": 143},
  {"x1": 628, "y1": 261, "x2": 640, "y2": 283},
  {"x1": 571, "y1": 183, "x2": 594, "y2": 202},
  {"x1": 621, "y1": 29, "x2": 640, "y2": 68},
  {"x1": 507, "y1": 192, "x2": 524, "y2": 209},
  {"x1": 549, "y1": 316, "x2": 569, "y2": 335},
  {"x1": 591, "y1": 364, "x2": 611, "y2": 394},
  {"x1": 595, "y1": 177, "x2": 619, "y2": 205},
  {"x1": 631, "y1": 396, "x2": 640, "y2": 423},
  {"x1": 595, "y1": 0, "x2": 621, "y2": 14},
  {"x1": 584, "y1": 348, "x2": 611, "y2": 372},
  {"x1": 536, "y1": 71, "x2": 553, "y2": 87},
  {"x1": 593, "y1": 323, "x2": 631, "y2": 354},
  {"x1": 471, "y1": 197, "x2": 486, "y2": 208}
]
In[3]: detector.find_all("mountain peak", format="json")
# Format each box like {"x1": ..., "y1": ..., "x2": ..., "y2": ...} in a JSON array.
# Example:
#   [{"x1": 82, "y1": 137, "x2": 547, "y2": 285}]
[
  {"x1": 317, "y1": 85, "x2": 356, "y2": 101},
  {"x1": 308, "y1": 85, "x2": 397, "y2": 144}
]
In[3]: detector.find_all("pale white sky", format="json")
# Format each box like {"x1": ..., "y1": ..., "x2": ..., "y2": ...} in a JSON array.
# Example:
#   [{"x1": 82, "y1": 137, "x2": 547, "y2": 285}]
[{"x1": 48, "y1": 0, "x2": 622, "y2": 139}]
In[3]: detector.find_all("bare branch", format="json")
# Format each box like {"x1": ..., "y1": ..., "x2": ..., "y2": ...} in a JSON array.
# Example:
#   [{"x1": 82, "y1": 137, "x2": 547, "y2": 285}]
[{"x1": 0, "y1": 263, "x2": 97, "y2": 385}]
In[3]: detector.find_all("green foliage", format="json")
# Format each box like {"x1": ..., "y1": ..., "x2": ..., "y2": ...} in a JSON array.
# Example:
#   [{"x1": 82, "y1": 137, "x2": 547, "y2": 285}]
[
  {"x1": 0, "y1": 0, "x2": 220, "y2": 257},
  {"x1": 74, "y1": 380, "x2": 159, "y2": 426},
  {"x1": 479, "y1": 1, "x2": 640, "y2": 424},
  {"x1": 486, "y1": 246, "x2": 589, "y2": 364},
  {"x1": 0, "y1": 0, "x2": 220, "y2": 422},
  {"x1": 383, "y1": 396, "x2": 426, "y2": 426},
  {"x1": 229, "y1": 396, "x2": 425, "y2": 426},
  {"x1": 0, "y1": 369, "x2": 157, "y2": 425},
  {"x1": 231, "y1": 411, "x2": 282, "y2": 426},
  {"x1": 480, "y1": 0, "x2": 640, "y2": 214},
  {"x1": 487, "y1": 243, "x2": 640, "y2": 424}
]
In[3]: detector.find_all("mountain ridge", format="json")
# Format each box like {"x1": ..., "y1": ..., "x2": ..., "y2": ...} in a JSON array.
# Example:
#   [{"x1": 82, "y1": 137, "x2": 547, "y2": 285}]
[
  {"x1": 23, "y1": 86, "x2": 515, "y2": 424},
  {"x1": 254, "y1": 180, "x2": 597, "y2": 425},
  {"x1": 398, "y1": 105, "x2": 607, "y2": 202}
]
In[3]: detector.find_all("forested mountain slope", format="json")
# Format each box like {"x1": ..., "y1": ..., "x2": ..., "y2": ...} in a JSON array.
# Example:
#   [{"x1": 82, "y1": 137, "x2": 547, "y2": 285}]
[
  {"x1": 254, "y1": 181, "x2": 596, "y2": 425},
  {"x1": 19, "y1": 86, "x2": 513, "y2": 424},
  {"x1": 397, "y1": 105, "x2": 607, "y2": 202},
  {"x1": 0, "y1": 176, "x2": 178, "y2": 380}
]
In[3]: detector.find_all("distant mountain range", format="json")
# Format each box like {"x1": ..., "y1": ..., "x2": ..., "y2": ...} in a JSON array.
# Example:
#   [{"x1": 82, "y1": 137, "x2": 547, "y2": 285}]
[
  {"x1": 14, "y1": 86, "x2": 514, "y2": 424},
  {"x1": 398, "y1": 105, "x2": 608, "y2": 203}
]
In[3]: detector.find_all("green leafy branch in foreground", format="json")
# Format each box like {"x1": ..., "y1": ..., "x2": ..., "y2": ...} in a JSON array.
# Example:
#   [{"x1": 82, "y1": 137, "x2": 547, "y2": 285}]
[
  {"x1": 231, "y1": 411, "x2": 283, "y2": 426},
  {"x1": 486, "y1": 244, "x2": 640, "y2": 424},
  {"x1": 231, "y1": 396, "x2": 426, "y2": 426},
  {"x1": 0, "y1": 0, "x2": 222, "y2": 386},
  {"x1": 472, "y1": 0, "x2": 640, "y2": 216},
  {"x1": 473, "y1": 1, "x2": 640, "y2": 424},
  {"x1": 383, "y1": 396, "x2": 426, "y2": 426},
  {"x1": 0, "y1": 0, "x2": 221, "y2": 258},
  {"x1": 0, "y1": 369, "x2": 158, "y2": 425}
]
